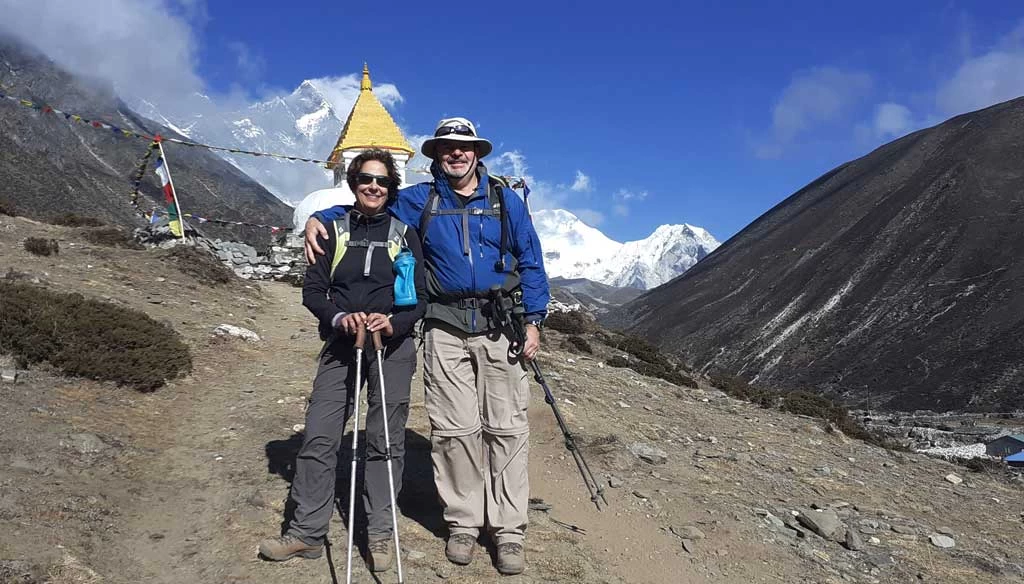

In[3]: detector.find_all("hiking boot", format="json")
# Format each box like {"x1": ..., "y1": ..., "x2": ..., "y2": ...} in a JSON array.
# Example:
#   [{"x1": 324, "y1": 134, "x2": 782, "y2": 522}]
[
  {"x1": 367, "y1": 537, "x2": 393, "y2": 572},
  {"x1": 445, "y1": 533, "x2": 476, "y2": 565},
  {"x1": 258, "y1": 534, "x2": 323, "y2": 561},
  {"x1": 495, "y1": 542, "x2": 525, "y2": 575}
]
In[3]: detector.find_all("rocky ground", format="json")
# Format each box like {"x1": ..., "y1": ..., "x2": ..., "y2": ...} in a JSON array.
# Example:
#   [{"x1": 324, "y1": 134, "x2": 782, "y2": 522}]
[{"x1": 1, "y1": 214, "x2": 1022, "y2": 584}]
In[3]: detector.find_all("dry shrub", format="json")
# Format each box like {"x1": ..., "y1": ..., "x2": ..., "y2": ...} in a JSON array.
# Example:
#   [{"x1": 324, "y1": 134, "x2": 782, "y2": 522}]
[
  {"x1": 80, "y1": 227, "x2": 144, "y2": 249},
  {"x1": 544, "y1": 310, "x2": 595, "y2": 334},
  {"x1": 163, "y1": 246, "x2": 235, "y2": 286},
  {"x1": 605, "y1": 353, "x2": 694, "y2": 387},
  {"x1": 0, "y1": 197, "x2": 15, "y2": 216},
  {"x1": 563, "y1": 335, "x2": 593, "y2": 354},
  {"x1": 51, "y1": 213, "x2": 104, "y2": 227},
  {"x1": 710, "y1": 373, "x2": 775, "y2": 407},
  {"x1": 0, "y1": 281, "x2": 192, "y2": 390},
  {"x1": 23, "y1": 237, "x2": 59, "y2": 256}
]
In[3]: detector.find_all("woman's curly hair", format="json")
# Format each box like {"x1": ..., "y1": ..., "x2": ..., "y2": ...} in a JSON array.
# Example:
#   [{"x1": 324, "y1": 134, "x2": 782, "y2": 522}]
[{"x1": 346, "y1": 149, "x2": 402, "y2": 203}]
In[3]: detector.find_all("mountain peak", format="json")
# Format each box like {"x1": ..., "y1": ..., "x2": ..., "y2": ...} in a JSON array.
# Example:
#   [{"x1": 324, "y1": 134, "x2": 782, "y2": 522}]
[{"x1": 532, "y1": 208, "x2": 720, "y2": 289}]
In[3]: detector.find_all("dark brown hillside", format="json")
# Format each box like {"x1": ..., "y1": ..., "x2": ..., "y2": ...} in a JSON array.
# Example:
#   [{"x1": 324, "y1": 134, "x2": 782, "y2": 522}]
[
  {"x1": 620, "y1": 96, "x2": 1024, "y2": 412},
  {"x1": 0, "y1": 36, "x2": 291, "y2": 244}
]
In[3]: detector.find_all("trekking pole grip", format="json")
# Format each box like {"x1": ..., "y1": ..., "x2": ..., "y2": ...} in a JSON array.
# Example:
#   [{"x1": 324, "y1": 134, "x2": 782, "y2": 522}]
[
  {"x1": 354, "y1": 326, "x2": 366, "y2": 350},
  {"x1": 372, "y1": 330, "x2": 384, "y2": 352}
]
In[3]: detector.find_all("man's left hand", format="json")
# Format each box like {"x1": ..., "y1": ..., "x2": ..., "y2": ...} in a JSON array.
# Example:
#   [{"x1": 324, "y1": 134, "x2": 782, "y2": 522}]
[{"x1": 522, "y1": 324, "x2": 541, "y2": 361}]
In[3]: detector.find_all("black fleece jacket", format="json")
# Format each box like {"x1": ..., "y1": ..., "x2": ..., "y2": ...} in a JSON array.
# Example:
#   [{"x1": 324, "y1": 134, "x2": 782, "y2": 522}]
[{"x1": 302, "y1": 208, "x2": 427, "y2": 344}]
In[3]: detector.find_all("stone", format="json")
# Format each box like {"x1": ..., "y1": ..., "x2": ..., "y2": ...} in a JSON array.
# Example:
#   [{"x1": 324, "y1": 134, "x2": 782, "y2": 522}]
[
  {"x1": 213, "y1": 324, "x2": 261, "y2": 343},
  {"x1": 928, "y1": 534, "x2": 955, "y2": 549},
  {"x1": 0, "y1": 369, "x2": 17, "y2": 384},
  {"x1": 944, "y1": 473, "x2": 963, "y2": 485},
  {"x1": 671, "y1": 526, "x2": 706, "y2": 540},
  {"x1": 844, "y1": 528, "x2": 866, "y2": 551},
  {"x1": 632, "y1": 490, "x2": 652, "y2": 500},
  {"x1": 61, "y1": 432, "x2": 108, "y2": 455},
  {"x1": 796, "y1": 509, "x2": 844, "y2": 541},
  {"x1": 608, "y1": 476, "x2": 624, "y2": 488},
  {"x1": 628, "y1": 442, "x2": 668, "y2": 465},
  {"x1": 406, "y1": 550, "x2": 426, "y2": 561},
  {"x1": 891, "y1": 525, "x2": 916, "y2": 535},
  {"x1": 728, "y1": 452, "x2": 752, "y2": 464},
  {"x1": 681, "y1": 539, "x2": 695, "y2": 553}
]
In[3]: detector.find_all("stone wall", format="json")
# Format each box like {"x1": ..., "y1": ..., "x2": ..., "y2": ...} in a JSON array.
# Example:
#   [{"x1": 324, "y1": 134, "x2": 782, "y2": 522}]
[{"x1": 135, "y1": 223, "x2": 306, "y2": 283}]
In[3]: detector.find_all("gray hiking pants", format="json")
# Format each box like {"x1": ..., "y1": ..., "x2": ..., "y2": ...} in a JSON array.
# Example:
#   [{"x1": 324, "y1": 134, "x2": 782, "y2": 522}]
[{"x1": 287, "y1": 336, "x2": 414, "y2": 544}]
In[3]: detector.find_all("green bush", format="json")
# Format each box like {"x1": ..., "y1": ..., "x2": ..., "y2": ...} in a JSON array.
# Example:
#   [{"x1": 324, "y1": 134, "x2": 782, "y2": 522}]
[
  {"x1": 543, "y1": 310, "x2": 595, "y2": 334},
  {"x1": 23, "y1": 237, "x2": 58, "y2": 256},
  {"x1": 80, "y1": 227, "x2": 144, "y2": 250},
  {"x1": 163, "y1": 246, "x2": 234, "y2": 286},
  {"x1": 0, "y1": 197, "x2": 15, "y2": 216},
  {"x1": 51, "y1": 213, "x2": 104, "y2": 227},
  {"x1": 0, "y1": 281, "x2": 192, "y2": 390},
  {"x1": 563, "y1": 335, "x2": 593, "y2": 354}
]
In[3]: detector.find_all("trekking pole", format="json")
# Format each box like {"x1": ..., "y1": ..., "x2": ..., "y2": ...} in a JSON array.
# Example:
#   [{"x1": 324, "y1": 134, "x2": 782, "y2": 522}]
[
  {"x1": 345, "y1": 326, "x2": 367, "y2": 584},
  {"x1": 372, "y1": 331, "x2": 404, "y2": 583},
  {"x1": 528, "y1": 357, "x2": 607, "y2": 510},
  {"x1": 488, "y1": 287, "x2": 608, "y2": 510}
]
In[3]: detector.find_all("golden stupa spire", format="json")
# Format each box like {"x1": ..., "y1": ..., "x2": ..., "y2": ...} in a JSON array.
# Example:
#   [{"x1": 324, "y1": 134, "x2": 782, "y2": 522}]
[
  {"x1": 329, "y1": 63, "x2": 413, "y2": 163},
  {"x1": 360, "y1": 63, "x2": 371, "y2": 91}
]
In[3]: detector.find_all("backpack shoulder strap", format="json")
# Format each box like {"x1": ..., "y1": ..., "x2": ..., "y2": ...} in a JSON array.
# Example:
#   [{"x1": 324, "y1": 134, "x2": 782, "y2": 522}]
[
  {"x1": 386, "y1": 217, "x2": 409, "y2": 261},
  {"x1": 419, "y1": 183, "x2": 441, "y2": 239},
  {"x1": 328, "y1": 213, "x2": 351, "y2": 281},
  {"x1": 488, "y1": 177, "x2": 510, "y2": 273}
]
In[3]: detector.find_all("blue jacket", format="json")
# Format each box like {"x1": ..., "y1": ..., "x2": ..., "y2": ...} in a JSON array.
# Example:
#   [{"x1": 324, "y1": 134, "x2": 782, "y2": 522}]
[{"x1": 313, "y1": 166, "x2": 550, "y2": 326}]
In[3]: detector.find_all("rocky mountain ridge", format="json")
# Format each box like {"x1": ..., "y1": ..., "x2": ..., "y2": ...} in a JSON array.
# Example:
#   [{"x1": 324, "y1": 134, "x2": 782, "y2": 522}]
[{"x1": 618, "y1": 96, "x2": 1024, "y2": 412}]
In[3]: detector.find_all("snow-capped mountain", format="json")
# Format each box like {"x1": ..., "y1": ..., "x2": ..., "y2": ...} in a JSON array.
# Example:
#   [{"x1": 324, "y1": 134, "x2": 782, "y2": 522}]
[
  {"x1": 532, "y1": 209, "x2": 720, "y2": 289},
  {"x1": 133, "y1": 79, "x2": 349, "y2": 202}
]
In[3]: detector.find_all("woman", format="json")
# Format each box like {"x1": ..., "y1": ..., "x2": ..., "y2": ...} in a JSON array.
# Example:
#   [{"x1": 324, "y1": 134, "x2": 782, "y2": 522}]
[{"x1": 259, "y1": 149, "x2": 426, "y2": 574}]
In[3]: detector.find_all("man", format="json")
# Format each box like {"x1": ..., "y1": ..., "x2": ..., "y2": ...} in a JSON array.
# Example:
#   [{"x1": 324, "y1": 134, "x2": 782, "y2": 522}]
[{"x1": 304, "y1": 117, "x2": 549, "y2": 575}]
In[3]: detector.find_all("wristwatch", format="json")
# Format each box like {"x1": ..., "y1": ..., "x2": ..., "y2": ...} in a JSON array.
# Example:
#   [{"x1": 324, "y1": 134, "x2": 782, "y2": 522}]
[{"x1": 525, "y1": 319, "x2": 543, "y2": 330}]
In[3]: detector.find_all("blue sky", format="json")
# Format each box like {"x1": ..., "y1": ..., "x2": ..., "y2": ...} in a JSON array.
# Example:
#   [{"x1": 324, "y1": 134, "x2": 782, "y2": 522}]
[{"x1": 3, "y1": 1, "x2": 1024, "y2": 243}]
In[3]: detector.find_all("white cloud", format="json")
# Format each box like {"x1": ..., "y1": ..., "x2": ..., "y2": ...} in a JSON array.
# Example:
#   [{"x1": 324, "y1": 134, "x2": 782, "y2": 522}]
[
  {"x1": 757, "y1": 67, "x2": 873, "y2": 158},
  {"x1": 228, "y1": 41, "x2": 264, "y2": 82},
  {"x1": 872, "y1": 102, "x2": 914, "y2": 139},
  {"x1": 614, "y1": 188, "x2": 648, "y2": 202},
  {"x1": 609, "y1": 188, "x2": 648, "y2": 217},
  {"x1": 0, "y1": 0, "x2": 204, "y2": 104},
  {"x1": 570, "y1": 170, "x2": 592, "y2": 192},
  {"x1": 936, "y1": 50, "x2": 1024, "y2": 116}
]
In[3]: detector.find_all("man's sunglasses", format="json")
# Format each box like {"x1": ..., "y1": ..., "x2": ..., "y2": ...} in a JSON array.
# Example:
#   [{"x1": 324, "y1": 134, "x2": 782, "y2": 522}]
[
  {"x1": 355, "y1": 173, "x2": 396, "y2": 188},
  {"x1": 434, "y1": 124, "x2": 475, "y2": 137}
]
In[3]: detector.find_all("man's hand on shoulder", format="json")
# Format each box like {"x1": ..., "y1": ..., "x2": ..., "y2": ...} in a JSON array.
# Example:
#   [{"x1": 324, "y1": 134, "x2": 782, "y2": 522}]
[{"x1": 305, "y1": 217, "x2": 328, "y2": 264}]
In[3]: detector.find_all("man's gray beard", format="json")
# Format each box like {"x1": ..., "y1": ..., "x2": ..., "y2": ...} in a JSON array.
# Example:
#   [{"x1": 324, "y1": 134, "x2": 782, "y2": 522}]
[{"x1": 444, "y1": 159, "x2": 477, "y2": 181}]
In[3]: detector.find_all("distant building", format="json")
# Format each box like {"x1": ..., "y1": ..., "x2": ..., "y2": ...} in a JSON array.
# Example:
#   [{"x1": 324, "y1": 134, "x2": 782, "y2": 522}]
[
  {"x1": 1006, "y1": 451, "x2": 1024, "y2": 468},
  {"x1": 985, "y1": 434, "x2": 1024, "y2": 458}
]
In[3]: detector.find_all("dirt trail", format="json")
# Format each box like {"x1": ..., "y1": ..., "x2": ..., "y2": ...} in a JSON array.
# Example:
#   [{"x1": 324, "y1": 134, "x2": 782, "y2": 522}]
[{"x1": 2, "y1": 217, "x2": 1022, "y2": 584}]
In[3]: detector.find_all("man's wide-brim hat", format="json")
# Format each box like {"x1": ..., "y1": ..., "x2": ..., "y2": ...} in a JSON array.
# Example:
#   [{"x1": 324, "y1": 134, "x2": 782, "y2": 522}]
[{"x1": 421, "y1": 117, "x2": 493, "y2": 160}]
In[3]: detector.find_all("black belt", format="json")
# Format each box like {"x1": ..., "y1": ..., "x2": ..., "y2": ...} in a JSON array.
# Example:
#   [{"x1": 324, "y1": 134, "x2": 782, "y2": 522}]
[{"x1": 436, "y1": 296, "x2": 491, "y2": 310}]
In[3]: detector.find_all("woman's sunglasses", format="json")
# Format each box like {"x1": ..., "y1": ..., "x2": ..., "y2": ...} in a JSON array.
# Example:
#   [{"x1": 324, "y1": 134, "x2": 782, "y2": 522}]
[{"x1": 355, "y1": 173, "x2": 396, "y2": 188}]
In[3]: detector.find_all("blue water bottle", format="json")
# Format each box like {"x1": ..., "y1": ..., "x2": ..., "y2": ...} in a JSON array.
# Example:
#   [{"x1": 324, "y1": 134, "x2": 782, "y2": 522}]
[{"x1": 393, "y1": 250, "x2": 417, "y2": 306}]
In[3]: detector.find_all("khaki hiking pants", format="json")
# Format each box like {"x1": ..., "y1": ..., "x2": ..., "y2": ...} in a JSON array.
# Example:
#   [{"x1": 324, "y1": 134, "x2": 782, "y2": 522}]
[{"x1": 423, "y1": 320, "x2": 531, "y2": 545}]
